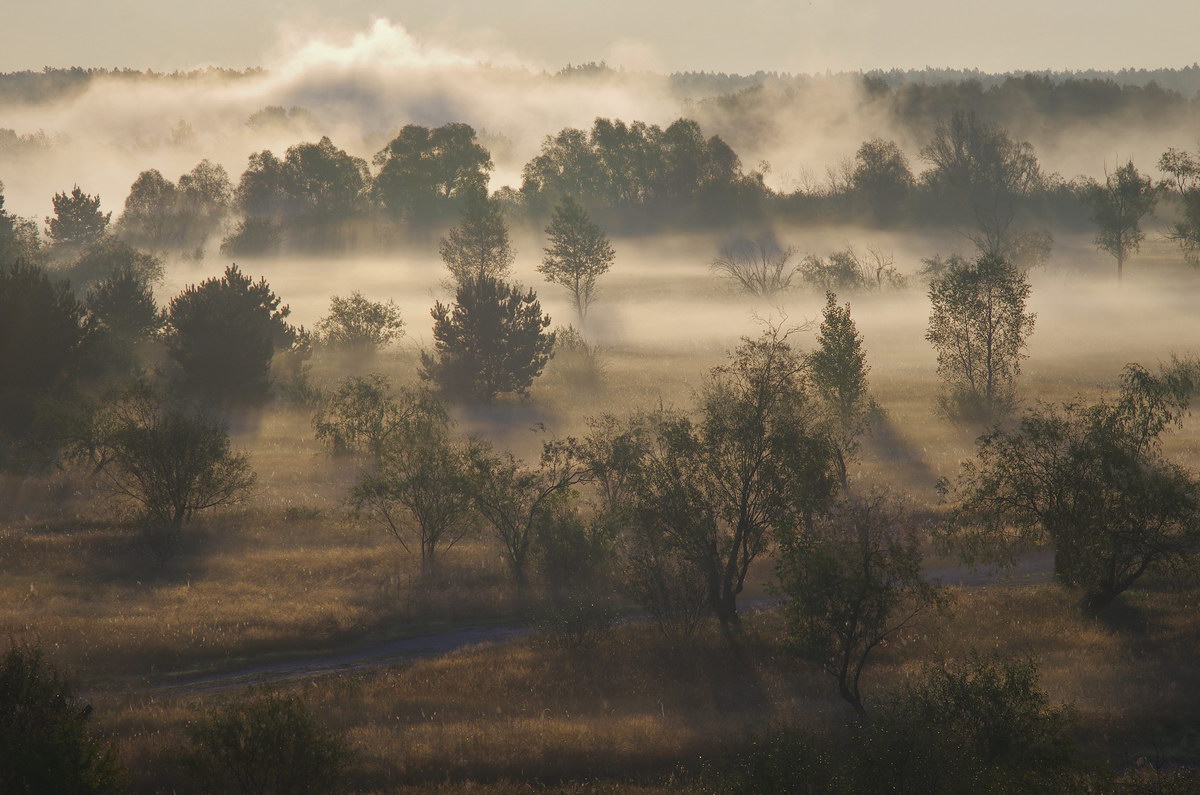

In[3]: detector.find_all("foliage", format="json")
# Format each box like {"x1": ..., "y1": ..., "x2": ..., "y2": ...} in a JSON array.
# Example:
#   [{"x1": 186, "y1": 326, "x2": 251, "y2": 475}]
[
  {"x1": 373, "y1": 122, "x2": 492, "y2": 221},
  {"x1": 939, "y1": 361, "x2": 1200, "y2": 610},
  {"x1": 65, "y1": 236, "x2": 163, "y2": 292},
  {"x1": 0, "y1": 183, "x2": 41, "y2": 263},
  {"x1": 710, "y1": 235, "x2": 797, "y2": 296},
  {"x1": 420, "y1": 276, "x2": 556, "y2": 402},
  {"x1": 88, "y1": 384, "x2": 256, "y2": 533},
  {"x1": 84, "y1": 265, "x2": 160, "y2": 342},
  {"x1": 548, "y1": 324, "x2": 606, "y2": 388},
  {"x1": 0, "y1": 645, "x2": 123, "y2": 794},
  {"x1": 467, "y1": 439, "x2": 591, "y2": 588},
  {"x1": 624, "y1": 327, "x2": 839, "y2": 627},
  {"x1": 345, "y1": 384, "x2": 477, "y2": 571},
  {"x1": 163, "y1": 264, "x2": 298, "y2": 406},
  {"x1": 118, "y1": 160, "x2": 232, "y2": 252},
  {"x1": 1079, "y1": 159, "x2": 1158, "y2": 281},
  {"x1": 220, "y1": 217, "x2": 282, "y2": 257},
  {"x1": 186, "y1": 692, "x2": 348, "y2": 795},
  {"x1": 0, "y1": 259, "x2": 97, "y2": 470},
  {"x1": 45, "y1": 186, "x2": 110, "y2": 251},
  {"x1": 809, "y1": 292, "x2": 873, "y2": 488},
  {"x1": 798, "y1": 247, "x2": 906, "y2": 293},
  {"x1": 850, "y1": 137, "x2": 914, "y2": 220},
  {"x1": 925, "y1": 253, "x2": 1035, "y2": 420},
  {"x1": 538, "y1": 196, "x2": 615, "y2": 319},
  {"x1": 777, "y1": 491, "x2": 944, "y2": 717},
  {"x1": 313, "y1": 374, "x2": 439, "y2": 461},
  {"x1": 314, "y1": 291, "x2": 403, "y2": 355},
  {"x1": 919, "y1": 110, "x2": 1044, "y2": 258},
  {"x1": 438, "y1": 191, "x2": 516, "y2": 286}
]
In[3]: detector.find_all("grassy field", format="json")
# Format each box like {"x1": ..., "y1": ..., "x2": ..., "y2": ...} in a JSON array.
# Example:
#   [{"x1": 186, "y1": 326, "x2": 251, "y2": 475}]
[{"x1": 4, "y1": 231, "x2": 1200, "y2": 790}]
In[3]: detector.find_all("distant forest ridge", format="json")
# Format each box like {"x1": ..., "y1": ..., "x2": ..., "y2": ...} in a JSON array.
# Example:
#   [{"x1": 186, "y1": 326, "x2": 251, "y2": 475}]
[{"x1": 3, "y1": 63, "x2": 1200, "y2": 106}]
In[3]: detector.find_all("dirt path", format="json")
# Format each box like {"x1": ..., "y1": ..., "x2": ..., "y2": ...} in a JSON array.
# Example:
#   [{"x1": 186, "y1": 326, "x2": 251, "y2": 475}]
[{"x1": 144, "y1": 550, "x2": 1055, "y2": 696}]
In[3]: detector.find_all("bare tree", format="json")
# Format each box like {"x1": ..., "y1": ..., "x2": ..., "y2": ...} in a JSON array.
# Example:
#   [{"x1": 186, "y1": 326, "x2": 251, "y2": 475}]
[{"x1": 711, "y1": 236, "x2": 798, "y2": 296}]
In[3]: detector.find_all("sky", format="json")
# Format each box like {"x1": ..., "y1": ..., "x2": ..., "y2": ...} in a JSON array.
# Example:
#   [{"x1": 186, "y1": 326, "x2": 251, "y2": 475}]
[{"x1": 1, "y1": 0, "x2": 1196, "y2": 75}]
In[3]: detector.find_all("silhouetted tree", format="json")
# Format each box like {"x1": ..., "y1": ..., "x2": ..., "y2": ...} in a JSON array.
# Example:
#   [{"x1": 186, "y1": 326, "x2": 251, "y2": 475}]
[
  {"x1": 65, "y1": 236, "x2": 163, "y2": 293},
  {"x1": 850, "y1": 138, "x2": 914, "y2": 220},
  {"x1": 809, "y1": 293, "x2": 873, "y2": 489},
  {"x1": 778, "y1": 491, "x2": 944, "y2": 718},
  {"x1": 920, "y1": 111, "x2": 1044, "y2": 260},
  {"x1": 625, "y1": 327, "x2": 839, "y2": 628},
  {"x1": 0, "y1": 645, "x2": 123, "y2": 794},
  {"x1": 711, "y1": 236, "x2": 797, "y2": 296},
  {"x1": 940, "y1": 361, "x2": 1200, "y2": 611},
  {"x1": 89, "y1": 384, "x2": 255, "y2": 535},
  {"x1": 926, "y1": 253, "x2": 1035, "y2": 420},
  {"x1": 538, "y1": 196, "x2": 615, "y2": 320},
  {"x1": 163, "y1": 264, "x2": 297, "y2": 407},
  {"x1": 373, "y1": 123, "x2": 492, "y2": 222},
  {"x1": 467, "y1": 439, "x2": 590, "y2": 589},
  {"x1": 0, "y1": 184, "x2": 41, "y2": 263},
  {"x1": 1080, "y1": 160, "x2": 1158, "y2": 282},
  {"x1": 45, "y1": 186, "x2": 110, "y2": 252},
  {"x1": 0, "y1": 259, "x2": 96, "y2": 470},
  {"x1": 420, "y1": 276, "x2": 555, "y2": 402},
  {"x1": 438, "y1": 191, "x2": 515, "y2": 285},
  {"x1": 314, "y1": 292, "x2": 403, "y2": 356},
  {"x1": 349, "y1": 389, "x2": 477, "y2": 573}
]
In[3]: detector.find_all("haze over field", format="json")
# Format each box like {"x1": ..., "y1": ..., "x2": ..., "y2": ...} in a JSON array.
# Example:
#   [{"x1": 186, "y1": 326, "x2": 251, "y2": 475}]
[{"x1": 8, "y1": 5, "x2": 1200, "y2": 793}]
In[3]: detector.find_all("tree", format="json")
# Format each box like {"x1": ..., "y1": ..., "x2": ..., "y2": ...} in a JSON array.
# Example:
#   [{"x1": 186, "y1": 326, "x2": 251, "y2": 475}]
[
  {"x1": 117, "y1": 169, "x2": 181, "y2": 250},
  {"x1": 85, "y1": 266, "x2": 159, "y2": 342},
  {"x1": 920, "y1": 111, "x2": 1044, "y2": 260},
  {"x1": 314, "y1": 292, "x2": 403, "y2": 356},
  {"x1": 312, "y1": 374, "x2": 437, "y2": 461},
  {"x1": 538, "y1": 196, "x2": 615, "y2": 321},
  {"x1": 89, "y1": 385, "x2": 255, "y2": 534},
  {"x1": 939, "y1": 361, "x2": 1200, "y2": 611},
  {"x1": 373, "y1": 123, "x2": 493, "y2": 221},
  {"x1": 0, "y1": 259, "x2": 97, "y2": 470},
  {"x1": 163, "y1": 265, "x2": 298, "y2": 407},
  {"x1": 1080, "y1": 160, "x2": 1158, "y2": 282},
  {"x1": 624, "y1": 327, "x2": 839, "y2": 627},
  {"x1": 1158, "y1": 146, "x2": 1200, "y2": 263},
  {"x1": 809, "y1": 292, "x2": 873, "y2": 489},
  {"x1": 186, "y1": 693, "x2": 347, "y2": 795},
  {"x1": 711, "y1": 236, "x2": 797, "y2": 296},
  {"x1": 850, "y1": 137, "x2": 914, "y2": 220},
  {"x1": 66, "y1": 236, "x2": 163, "y2": 292},
  {"x1": 349, "y1": 395, "x2": 477, "y2": 573},
  {"x1": 420, "y1": 276, "x2": 555, "y2": 402},
  {"x1": 777, "y1": 491, "x2": 944, "y2": 718},
  {"x1": 45, "y1": 186, "x2": 110, "y2": 252},
  {"x1": 467, "y1": 439, "x2": 591, "y2": 589},
  {"x1": 0, "y1": 645, "x2": 123, "y2": 794},
  {"x1": 798, "y1": 247, "x2": 906, "y2": 293},
  {"x1": 925, "y1": 253, "x2": 1035, "y2": 420},
  {"x1": 438, "y1": 191, "x2": 515, "y2": 285}
]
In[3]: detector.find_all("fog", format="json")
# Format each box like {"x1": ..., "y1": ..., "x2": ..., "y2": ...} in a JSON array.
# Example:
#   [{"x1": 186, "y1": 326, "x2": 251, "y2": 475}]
[{"x1": 3, "y1": 18, "x2": 1200, "y2": 221}]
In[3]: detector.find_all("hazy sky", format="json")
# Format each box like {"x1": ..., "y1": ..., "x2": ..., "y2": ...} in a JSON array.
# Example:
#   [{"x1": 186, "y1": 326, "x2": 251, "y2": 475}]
[{"x1": 1, "y1": 0, "x2": 1196, "y2": 75}]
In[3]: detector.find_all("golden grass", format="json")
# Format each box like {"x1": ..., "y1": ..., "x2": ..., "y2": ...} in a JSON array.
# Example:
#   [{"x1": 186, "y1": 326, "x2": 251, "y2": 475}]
[{"x1": 90, "y1": 578, "x2": 1200, "y2": 792}]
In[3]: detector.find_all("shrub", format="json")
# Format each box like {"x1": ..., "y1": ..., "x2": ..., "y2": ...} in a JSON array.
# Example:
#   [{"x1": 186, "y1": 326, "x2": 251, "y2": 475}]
[
  {"x1": 0, "y1": 645, "x2": 123, "y2": 794},
  {"x1": 185, "y1": 692, "x2": 348, "y2": 795},
  {"x1": 314, "y1": 291, "x2": 403, "y2": 355}
]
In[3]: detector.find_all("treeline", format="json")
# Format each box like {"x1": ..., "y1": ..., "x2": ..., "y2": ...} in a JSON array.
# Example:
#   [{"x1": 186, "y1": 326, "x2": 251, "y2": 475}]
[{"x1": 0, "y1": 65, "x2": 262, "y2": 106}]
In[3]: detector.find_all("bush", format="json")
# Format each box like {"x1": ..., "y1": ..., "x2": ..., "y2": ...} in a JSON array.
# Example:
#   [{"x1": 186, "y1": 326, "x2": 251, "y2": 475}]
[
  {"x1": 704, "y1": 654, "x2": 1075, "y2": 794},
  {"x1": 163, "y1": 264, "x2": 298, "y2": 406},
  {"x1": 185, "y1": 692, "x2": 348, "y2": 795},
  {"x1": 0, "y1": 645, "x2": 123, "y2": 794},
  {"x1": 314, "y1": 291, "x2": 403, "y2": 355}
]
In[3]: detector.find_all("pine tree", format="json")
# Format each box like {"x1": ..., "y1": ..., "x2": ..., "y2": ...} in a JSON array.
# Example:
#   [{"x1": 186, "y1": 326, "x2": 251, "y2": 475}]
[
  {"x1": 538, "y1": 196, "x2": 615, "y2": 321},
  {"x1": 420, "y1": 276, "x2": 555, "y2": 402},
  {"x1": 45, "y1": 186, "x2": 110, "y2": 251}
]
